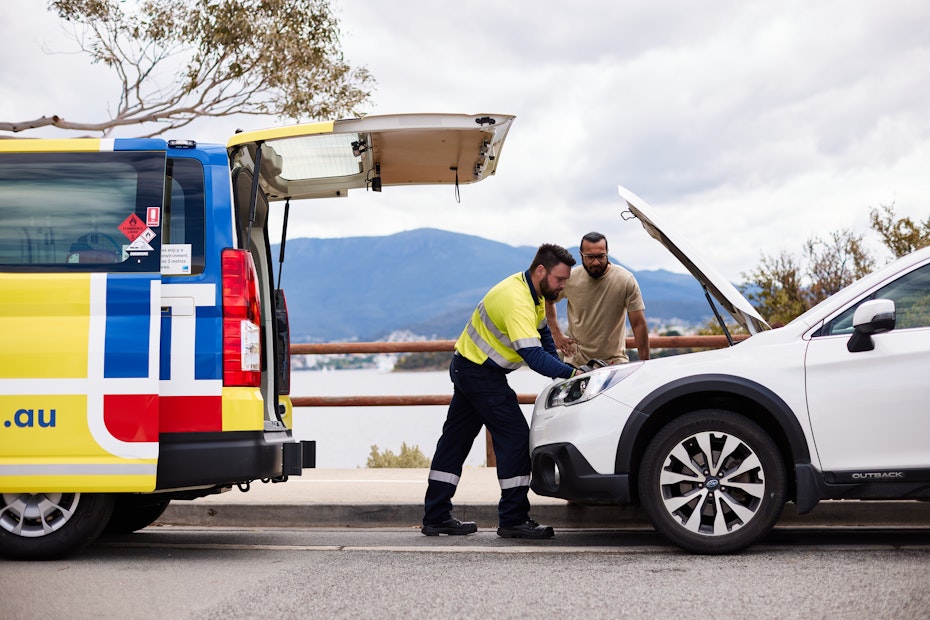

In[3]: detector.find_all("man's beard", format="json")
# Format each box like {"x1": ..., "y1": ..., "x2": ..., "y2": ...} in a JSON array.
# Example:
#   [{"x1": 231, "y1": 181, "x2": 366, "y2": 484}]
[
  {"x1": 539, "y1": 277, "x2": 560, "y2": 302},
  {"x1": 584, "y1": 262, "x2": 607, "y2": 279}
]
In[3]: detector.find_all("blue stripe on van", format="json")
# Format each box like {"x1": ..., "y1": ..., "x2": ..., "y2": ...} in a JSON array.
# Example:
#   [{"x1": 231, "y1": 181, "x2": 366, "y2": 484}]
[
  {"x1": 195, "y1": 307, "x2": 222, "y2": 380},
  {"x1": 104, "y1": 275, "x2": 154, "y2": 379},
  {"x1": 112, "y1": 138, "x2": 168, "y2": 152},
  {"x1": 160, "y1": 312, "x2": 172, "y2": 380}
]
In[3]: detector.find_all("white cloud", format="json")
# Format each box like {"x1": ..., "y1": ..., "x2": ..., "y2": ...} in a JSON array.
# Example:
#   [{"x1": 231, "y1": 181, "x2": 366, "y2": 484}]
[{"x1": 3, "y1": 0, "x2": 929, "y2": 281}]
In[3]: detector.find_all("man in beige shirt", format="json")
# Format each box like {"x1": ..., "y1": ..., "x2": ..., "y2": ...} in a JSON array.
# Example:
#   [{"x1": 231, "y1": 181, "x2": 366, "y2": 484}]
[{"x1": 546, "y1": 232, "x2": 650, "y2": 366}]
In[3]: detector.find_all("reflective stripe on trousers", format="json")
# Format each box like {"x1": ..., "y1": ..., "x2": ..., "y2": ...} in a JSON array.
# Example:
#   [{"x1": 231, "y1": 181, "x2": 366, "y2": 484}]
[
  {"x1": 499, "y1": 475, "x2": 530, "y2": 490},
  {"x1": 428, "y1": 470, "x2": 460, "y2": 486}
]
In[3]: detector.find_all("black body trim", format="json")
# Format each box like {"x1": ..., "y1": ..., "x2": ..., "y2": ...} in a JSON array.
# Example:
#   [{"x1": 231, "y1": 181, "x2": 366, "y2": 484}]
[
  {"x1": 825, "y1": 468, "x2": 930, "y2": 484},
  {"x1": 799, "y1": 465, "x2": 930, "y2": 509},
  {"x1": 156, "y1": 430, "x2": 292, "y2": 490},
  {"x1": 531, "y1": 443, "x2": 629, "y2": 504}
]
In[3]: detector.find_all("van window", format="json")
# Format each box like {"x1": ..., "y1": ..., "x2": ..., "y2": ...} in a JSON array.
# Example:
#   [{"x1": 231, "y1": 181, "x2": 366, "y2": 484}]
[
  {"x1": 163, "y1": 157, "x2": 206, "y2": 275},
  {"x1": 0, "y1": 151, "x2": 164, "y2": 272}
]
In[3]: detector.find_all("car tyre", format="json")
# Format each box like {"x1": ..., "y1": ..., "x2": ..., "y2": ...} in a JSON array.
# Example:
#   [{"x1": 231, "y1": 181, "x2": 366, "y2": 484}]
[
  {"x1": 639, "y1": 410, "x2": 785, "y2": 554},
  {"x1": 0, "y1": 492, "x2": 115, "y2": 560},
  {"x1": 102, "y1": 496, "x2": 171, "y2": 535}
]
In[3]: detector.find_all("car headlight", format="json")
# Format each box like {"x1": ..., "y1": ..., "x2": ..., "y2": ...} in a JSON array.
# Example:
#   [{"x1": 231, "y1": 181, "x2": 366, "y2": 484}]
[{"x1": 545, "y1": 363, "x2": 643, "y2": 408}]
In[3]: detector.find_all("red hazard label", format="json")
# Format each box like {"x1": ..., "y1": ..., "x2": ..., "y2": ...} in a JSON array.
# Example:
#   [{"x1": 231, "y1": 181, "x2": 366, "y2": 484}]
[
  {"x1": 119, "y1": 213, "x2": 147, "y2": 242},
  {"x1": 146, "y1": 206, "x2": 160, "y2": 227}
]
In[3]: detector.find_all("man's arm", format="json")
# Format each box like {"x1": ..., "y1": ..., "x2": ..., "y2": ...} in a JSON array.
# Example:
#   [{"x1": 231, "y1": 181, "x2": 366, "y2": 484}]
[
  {"x1": 518, "y1": 345, "x2": 576, "y2": 379},
  {"x1": 628, "y1": 309, "x2": 650, "y2": 361},
  {"x1": 545, "y1": 300, "x2": 576, "y2": 357}
]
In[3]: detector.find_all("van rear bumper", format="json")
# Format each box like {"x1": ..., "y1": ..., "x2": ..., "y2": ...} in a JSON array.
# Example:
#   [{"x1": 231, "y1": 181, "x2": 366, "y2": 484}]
[{"x1": 155, "y1": 430, "x2": 306, "y2": 490}]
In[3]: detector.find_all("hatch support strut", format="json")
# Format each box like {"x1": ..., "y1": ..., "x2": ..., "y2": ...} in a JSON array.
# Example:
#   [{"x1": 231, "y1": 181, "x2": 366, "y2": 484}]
[{"x1": 703, "y1": 283, "x2": 734, "y2": 346}]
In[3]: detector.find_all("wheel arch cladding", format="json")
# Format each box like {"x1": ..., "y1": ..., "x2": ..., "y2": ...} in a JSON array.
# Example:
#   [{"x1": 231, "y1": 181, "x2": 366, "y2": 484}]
[{"x1": 615, "y1": 374, "x2": 810, "y2": 501}]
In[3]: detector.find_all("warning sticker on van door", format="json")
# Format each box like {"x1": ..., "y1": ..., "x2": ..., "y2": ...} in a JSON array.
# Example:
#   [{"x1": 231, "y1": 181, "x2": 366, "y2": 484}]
[
  {"x1": 161, "y1": 244, "x2": 192, "y2": 275},
  {"x1": 119, "y1": 213, "x2": 148, "y2": 241}
]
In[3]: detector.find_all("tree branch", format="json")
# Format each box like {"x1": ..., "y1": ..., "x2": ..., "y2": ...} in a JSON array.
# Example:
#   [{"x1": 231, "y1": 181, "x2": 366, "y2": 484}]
[{"x1": 3, "y1": 0, "x2": 375, "y2": 138}]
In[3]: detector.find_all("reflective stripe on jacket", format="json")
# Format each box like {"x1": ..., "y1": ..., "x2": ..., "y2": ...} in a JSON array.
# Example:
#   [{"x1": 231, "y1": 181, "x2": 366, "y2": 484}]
[{"x1": 455, "y1": 271, "x2": 545, "y2": 370}]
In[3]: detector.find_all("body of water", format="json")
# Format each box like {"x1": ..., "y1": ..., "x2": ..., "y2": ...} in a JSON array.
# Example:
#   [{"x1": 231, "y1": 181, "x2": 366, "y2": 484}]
[{"x1": 290, "y1": 368, "x2": 554, "y2": 469}]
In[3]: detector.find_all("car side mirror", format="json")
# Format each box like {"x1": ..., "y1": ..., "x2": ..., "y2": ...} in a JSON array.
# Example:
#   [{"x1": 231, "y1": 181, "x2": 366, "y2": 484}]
[{"x1": 846, "y1": 299, "x2": 896, "y2": 353}]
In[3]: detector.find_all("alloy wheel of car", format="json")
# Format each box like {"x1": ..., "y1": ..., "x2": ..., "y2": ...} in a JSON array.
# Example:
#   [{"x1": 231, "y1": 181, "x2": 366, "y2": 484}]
[
  {"x1": 639, "y1": 410, "x2": 786, "y2": 554},
  {"x1": 1, "y1": 492, "x2": 80, "y2": 538},
  {"x1": 0, "y1": 492, "x2": 115, "y2": 560}
]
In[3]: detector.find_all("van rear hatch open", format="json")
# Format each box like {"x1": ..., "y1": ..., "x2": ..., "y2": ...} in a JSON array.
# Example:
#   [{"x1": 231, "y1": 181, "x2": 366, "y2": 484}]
[{"x1": 227, "y1": 113, "x2": 515, "y2": 201}]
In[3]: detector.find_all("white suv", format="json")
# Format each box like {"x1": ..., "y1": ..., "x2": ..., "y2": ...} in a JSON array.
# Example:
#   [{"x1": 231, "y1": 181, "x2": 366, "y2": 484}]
[{"x1": 530, "y1": 186, "x2": 930, "y2": 554}]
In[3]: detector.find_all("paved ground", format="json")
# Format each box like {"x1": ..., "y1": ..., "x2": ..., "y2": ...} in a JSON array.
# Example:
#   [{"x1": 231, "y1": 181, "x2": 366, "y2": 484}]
[{"x1": 161, "y1": 467, "x2": 930, "y2": 529}]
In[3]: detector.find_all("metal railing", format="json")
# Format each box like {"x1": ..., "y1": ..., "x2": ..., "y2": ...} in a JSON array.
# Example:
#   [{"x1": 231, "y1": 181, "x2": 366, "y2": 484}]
[{"x1": 289, "y1": 336, "x2": 745, "y2": 465}]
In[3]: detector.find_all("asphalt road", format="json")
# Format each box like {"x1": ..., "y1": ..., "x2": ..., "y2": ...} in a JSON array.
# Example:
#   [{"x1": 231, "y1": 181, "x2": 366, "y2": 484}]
[{"x1": 3, "y1": 525, "x2": 930, "y2": 619}]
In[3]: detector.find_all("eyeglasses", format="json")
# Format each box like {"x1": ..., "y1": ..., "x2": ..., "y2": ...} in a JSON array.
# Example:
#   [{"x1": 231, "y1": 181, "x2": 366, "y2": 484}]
[{"x1": 581, "y1": 253, "x2": 608, "y2": 262}]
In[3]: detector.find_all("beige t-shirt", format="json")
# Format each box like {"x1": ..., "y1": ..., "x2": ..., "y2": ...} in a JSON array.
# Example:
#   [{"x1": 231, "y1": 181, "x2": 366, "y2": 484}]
[{"x1": 560, "y1": 264, "x2": 645, "y2": 365}]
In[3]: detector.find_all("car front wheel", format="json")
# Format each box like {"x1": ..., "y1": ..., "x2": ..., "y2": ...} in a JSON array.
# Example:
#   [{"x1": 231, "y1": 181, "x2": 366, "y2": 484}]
[{"x1": 639, "y1": 410, "x2": 786, "y2": 554}]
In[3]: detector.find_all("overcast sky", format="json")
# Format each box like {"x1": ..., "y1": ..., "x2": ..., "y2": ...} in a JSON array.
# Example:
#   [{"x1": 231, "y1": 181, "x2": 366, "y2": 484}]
[{"x1": 3, "y1": 1, "x2": 929, "y2": 281}]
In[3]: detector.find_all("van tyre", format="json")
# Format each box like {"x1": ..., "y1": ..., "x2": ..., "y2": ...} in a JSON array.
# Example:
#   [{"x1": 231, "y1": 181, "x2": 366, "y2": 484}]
[
  {"x1": 0, "y1": 493, "x2": 115, "y2": 561},
  {"x1": 638, "y1": 410, "x2": 785, "y2": 554},
  {"x1": 103, "y1": 497, "x2": 171, "y2": 535}
]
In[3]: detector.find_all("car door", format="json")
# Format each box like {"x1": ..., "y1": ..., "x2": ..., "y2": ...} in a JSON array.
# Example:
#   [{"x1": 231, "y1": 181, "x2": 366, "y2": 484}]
[{"x1": 804, "y1": 259, "x2": 930, "y2": 473}]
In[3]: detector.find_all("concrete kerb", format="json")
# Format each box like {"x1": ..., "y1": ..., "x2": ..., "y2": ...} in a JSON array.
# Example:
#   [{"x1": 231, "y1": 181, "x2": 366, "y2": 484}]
[{"x1": 158, "y1": 468, "x2": 930, "y2": 530}]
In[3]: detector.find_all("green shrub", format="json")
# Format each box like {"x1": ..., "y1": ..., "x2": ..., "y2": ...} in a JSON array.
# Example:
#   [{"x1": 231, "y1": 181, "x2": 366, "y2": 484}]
[
  {"x1": 393, "y1": 351, "x2": 453, "y2": 371},
  {"x1": 366, "y1": 442, "x2": 431, "y2": 468}
]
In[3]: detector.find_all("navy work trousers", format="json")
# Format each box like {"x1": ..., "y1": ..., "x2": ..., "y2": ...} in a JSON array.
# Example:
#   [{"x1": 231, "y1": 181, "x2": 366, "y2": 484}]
[{"x1": 423, "y1": 354, "x2": 532, "y2": 528}]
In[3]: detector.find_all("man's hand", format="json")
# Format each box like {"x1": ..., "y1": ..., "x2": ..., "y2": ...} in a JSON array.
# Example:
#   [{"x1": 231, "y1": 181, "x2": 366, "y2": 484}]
[{"x1": 553, "y1": 332, "x2": 577, "y2": 357}]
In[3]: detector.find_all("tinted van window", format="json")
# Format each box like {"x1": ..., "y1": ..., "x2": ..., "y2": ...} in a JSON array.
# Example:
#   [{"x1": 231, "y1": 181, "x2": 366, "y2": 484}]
[
  {"x1": 0, "y1": 151, "x2": 164, "y2": 272},
  {"x1": 163, "y1": 157, "x2": 206, "y2": 275}
]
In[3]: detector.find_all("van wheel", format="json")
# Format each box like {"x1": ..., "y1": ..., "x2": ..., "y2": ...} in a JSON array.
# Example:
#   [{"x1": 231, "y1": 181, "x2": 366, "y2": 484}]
[
  {"x1": 0, "y1": 493, "x2": 115, "y2": 560},
  {"x1": 638, "y1": 410, "x2": 785, "y2": 554},
  {"x1": 103, "y1": 497, "x2": 171, "y2": 534}
]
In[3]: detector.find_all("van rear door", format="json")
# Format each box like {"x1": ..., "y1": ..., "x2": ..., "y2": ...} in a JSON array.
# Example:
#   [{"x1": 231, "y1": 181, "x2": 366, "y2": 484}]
[
  {"x1": 227, "y1": 113, "x2": 516, "y2": 201},
  {"x1": 0, "y1": 139, "x2": 165, "y2": 493}
]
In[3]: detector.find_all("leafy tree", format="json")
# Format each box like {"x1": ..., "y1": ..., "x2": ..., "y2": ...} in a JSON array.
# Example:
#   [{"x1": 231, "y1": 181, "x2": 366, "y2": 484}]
[
  {"x1": 366, "y1": 443, "x2": 431, "y2": 468},
  {"x1": 869, "y1": 203, "x2": 930, "y2": 259},
  {"x1": 804, "y1": 229, "x2": 874, "y2": 302},
  {"x1": 741, "y1": 207, "x2": 927, "y2": 325},
  {"x1": 1, "y1": 0, "x2": 374, "y2": 137},
  {"x1": 740, "y1": 250, "x2": 808, "y2": 327}
]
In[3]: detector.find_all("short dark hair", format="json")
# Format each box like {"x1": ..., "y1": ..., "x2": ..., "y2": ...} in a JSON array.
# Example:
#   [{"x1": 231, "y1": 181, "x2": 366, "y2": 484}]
[
  {"x1": 530, "y1": 243, "x2": 576, "y2": 272},
  {"x1": 580, "y1": 232, "x2": 608, "y2": 251}
]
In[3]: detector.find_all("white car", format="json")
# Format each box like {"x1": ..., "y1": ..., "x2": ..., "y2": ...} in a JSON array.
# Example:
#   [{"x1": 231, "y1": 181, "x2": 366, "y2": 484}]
[{"x1": 530, "y1": 186, "x2": 930, "y2": 554}]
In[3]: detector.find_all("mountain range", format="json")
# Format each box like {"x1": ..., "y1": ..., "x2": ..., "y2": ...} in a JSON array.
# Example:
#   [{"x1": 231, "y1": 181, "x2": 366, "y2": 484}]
[{"x1": 275, "y1": 228, "x2": 713, "y2": 342}]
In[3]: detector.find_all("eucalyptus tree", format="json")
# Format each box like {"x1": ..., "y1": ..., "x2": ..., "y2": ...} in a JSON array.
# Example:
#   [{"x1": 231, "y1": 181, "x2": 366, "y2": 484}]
[{"x1": 1, "y1": 0, "x2": 374, "y2": 137}]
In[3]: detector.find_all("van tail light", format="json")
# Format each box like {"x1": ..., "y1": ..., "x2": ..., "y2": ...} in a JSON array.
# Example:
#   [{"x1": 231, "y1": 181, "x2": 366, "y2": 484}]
[{"x1": 222, "y1": 249, "x2": 262, "y2": 387}]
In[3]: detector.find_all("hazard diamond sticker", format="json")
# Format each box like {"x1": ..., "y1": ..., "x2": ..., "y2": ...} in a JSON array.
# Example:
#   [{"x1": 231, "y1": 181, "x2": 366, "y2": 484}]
[{"x1": 119, "y1": 213, "x2": 147, "y2": 242}]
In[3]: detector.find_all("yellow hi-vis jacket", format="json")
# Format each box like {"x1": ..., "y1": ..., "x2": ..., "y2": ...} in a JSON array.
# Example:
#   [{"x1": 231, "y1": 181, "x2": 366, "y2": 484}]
[{"x1": 455, "y1": 271, "x2": 547, "y2": 371}]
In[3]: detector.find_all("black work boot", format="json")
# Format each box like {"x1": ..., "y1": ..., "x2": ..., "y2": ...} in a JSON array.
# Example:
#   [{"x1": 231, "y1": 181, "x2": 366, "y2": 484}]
[
  {"x1": 421, "y1": 517, "x2": 478, "y2": 536},
  {"x1": 496, "y1": 519, "x2": 555, "y2": 539}
]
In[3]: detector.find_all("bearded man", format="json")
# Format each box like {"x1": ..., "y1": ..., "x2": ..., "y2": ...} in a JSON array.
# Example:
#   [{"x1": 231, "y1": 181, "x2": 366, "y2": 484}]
[
  {"x1": 546, "y1": 232, "x2": 650, "y2": 366},
  {"x1": 423, "y1": 243, "x2": 579, "y2": 540}
]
